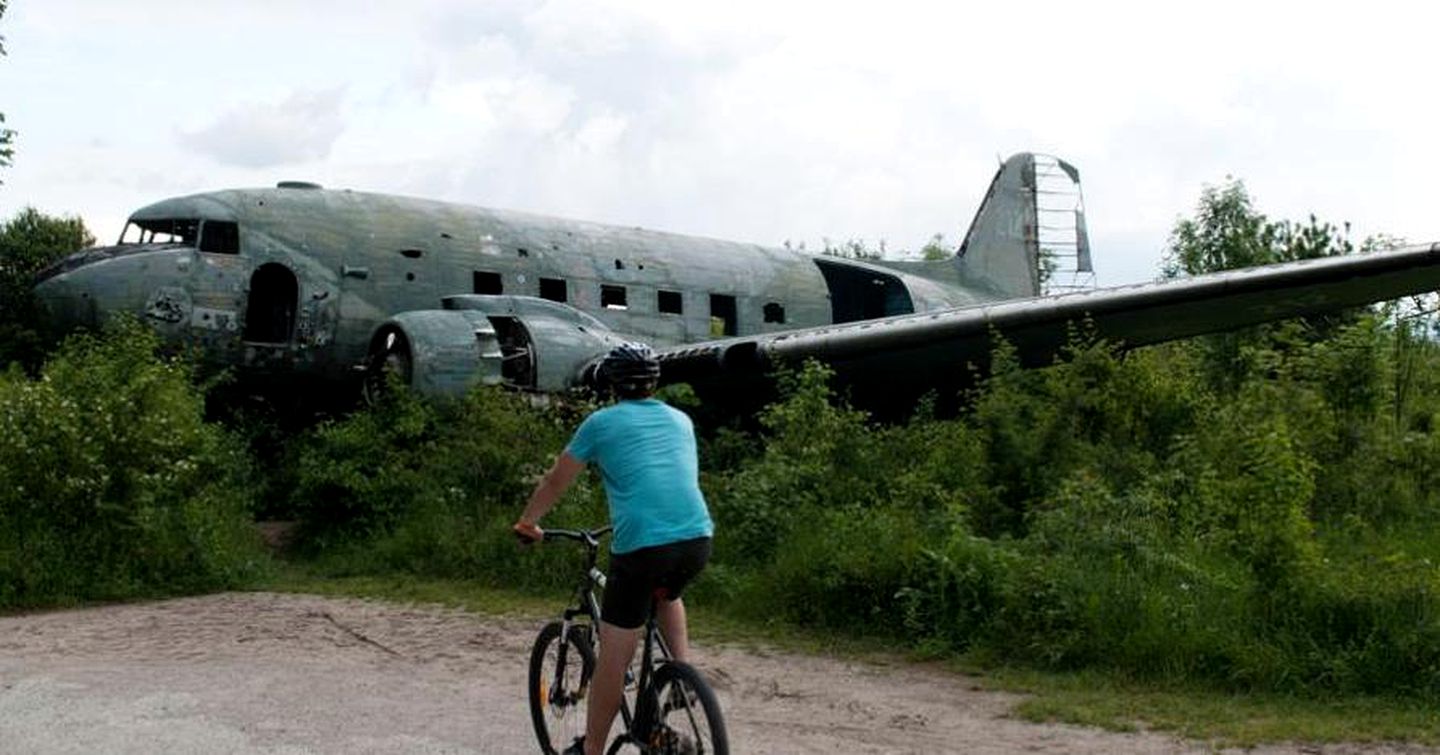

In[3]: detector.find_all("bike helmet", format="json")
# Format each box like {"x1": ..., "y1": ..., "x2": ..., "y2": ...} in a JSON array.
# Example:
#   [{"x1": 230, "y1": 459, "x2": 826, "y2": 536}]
[{"x1": 600, "y1": 341, "x2": 661, "y2": 393}]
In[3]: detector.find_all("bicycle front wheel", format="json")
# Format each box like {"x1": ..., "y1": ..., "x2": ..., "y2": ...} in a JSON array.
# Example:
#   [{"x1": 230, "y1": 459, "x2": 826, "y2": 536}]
[
  {"x1": 529, "y1": 621, "x2": 596, "y2": 755},
  {"x1": 642, "y1": 661, "x2": 728, "y2": 755}
]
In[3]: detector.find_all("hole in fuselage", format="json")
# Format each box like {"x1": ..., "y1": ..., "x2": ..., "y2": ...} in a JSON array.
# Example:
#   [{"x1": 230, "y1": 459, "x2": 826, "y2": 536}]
[
  {"x1": 813, "y1": 259, "x2": 914, "y2": 323},
  {"x1": 244, "y1": 263, "x2": 299, "y2": 343},
  {"x1": 710, "y1": 294, "x2": 737, "y2": 336}
]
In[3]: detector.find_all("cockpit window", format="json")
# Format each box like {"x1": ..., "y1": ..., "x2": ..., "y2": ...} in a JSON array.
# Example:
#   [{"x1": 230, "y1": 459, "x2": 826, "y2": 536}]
[{"x1": 120, "y1": 218, "x2": 199, "y2": 246}]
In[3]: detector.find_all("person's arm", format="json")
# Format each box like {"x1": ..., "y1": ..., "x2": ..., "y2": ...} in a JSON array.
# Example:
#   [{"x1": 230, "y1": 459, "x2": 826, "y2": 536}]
[{"x1": 514, "y1": 451, "x2": 586, "y2": 540}]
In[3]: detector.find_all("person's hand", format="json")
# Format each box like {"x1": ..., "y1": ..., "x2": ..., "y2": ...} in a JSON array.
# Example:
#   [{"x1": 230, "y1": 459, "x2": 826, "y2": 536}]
[{"x1": 513, "y1": 520, "x2": 544, "y2": 545}]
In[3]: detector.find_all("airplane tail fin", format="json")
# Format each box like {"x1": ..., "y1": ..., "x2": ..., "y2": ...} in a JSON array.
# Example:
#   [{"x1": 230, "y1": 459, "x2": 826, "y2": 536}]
[{"x1": 954, "y1": 152, "x2": 1093, "y2": 299}]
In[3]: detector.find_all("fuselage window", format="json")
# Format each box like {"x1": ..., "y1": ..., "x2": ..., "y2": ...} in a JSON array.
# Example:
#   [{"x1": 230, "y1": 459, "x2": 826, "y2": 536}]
[
  {"x1": 658, "y1": 290, "x2": 683, "y2": 314},
  {"x1": 601, "y1": 284, "x2": 628, "y2": 310},
  {"x1": 199, "y1": 221, "x2": 240, "y2": 254},
  {"x1": 474, "y1": 271, "x2": 504, "y2": 295},
  {"x1": 539, "y1": 277, "x2": 567, "y2": 302},
  {"x1": 710, "y1": 294, "x2": 737, "y2": 336},
  {"x1": 763, "y1": 302, "x2": 786, "y2": 324}
]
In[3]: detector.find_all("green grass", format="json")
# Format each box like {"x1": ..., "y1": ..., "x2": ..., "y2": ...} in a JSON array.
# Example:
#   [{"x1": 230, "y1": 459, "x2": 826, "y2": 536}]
[
  {"x1": 973, "y1": 667, "x2": 1440, "y2": 747},
  {"x1": 252, "y1": 565, "x2": 1440, "y2": 748}
]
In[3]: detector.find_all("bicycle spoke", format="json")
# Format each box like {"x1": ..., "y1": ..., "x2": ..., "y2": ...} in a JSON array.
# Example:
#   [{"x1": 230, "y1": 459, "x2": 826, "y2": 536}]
[
  {"x1": 529, "y1": 621, "x2": 596, "y2": 755},
  {"x1": 647, "y1": 664, "x2": 725, "y2": 755}
]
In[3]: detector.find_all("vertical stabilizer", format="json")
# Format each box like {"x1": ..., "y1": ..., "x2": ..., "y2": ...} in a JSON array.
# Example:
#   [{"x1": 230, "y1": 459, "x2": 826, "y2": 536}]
[{"x1": 956, "y1": 153, "x2": 1093, "y2": 299}]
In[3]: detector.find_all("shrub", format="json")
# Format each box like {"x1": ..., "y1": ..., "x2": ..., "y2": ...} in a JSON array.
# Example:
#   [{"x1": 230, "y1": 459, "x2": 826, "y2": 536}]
[
  {"x1": 0, "y1": 321, "x2": 263, "y2": 608},
  {"x1": 288, "y1": 383, "x2": 602, "y2": 589},
  {"x1": 760, "y1": 505, "x2": 926, "y2": 632},
  {"x1": 706, "y1": 362, "x2": 880, "y2": 564}
]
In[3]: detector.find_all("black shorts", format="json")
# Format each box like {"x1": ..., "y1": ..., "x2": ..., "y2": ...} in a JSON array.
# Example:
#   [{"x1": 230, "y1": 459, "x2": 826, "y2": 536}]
[{"x1": 601, "y1": 536, "x2": 712, "y2": 630}]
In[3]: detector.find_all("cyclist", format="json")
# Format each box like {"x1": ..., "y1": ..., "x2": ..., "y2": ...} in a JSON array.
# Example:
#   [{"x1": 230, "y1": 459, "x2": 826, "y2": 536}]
[{"x1": 515, "y1": 342, "x2": 714, "y2": 755}]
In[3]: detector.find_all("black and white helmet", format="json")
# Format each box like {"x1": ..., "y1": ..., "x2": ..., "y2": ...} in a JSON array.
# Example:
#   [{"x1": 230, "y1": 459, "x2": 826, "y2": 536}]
[{"x1": 600, "y1": 341, "x2": 661, "y2": 391}]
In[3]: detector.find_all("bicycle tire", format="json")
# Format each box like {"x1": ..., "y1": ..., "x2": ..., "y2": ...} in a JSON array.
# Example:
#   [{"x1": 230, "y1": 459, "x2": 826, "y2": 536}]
[
  {"x1": 528, "y1": 621, "x2": 596, "y2": 755},
  {"x1": 631, "y1": 661, "x2": 728, "y2": 755}
]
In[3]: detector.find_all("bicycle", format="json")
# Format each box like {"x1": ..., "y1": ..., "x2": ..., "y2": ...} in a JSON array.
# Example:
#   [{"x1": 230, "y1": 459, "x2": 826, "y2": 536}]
[{"x1": 527, "y1": 525, "x2": 729, "y2": 755}]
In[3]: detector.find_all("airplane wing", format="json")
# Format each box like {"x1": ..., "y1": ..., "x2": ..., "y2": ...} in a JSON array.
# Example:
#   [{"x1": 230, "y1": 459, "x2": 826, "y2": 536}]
[{"x1": 656, "y1": 243, "x2": 1440, "y2": 404}]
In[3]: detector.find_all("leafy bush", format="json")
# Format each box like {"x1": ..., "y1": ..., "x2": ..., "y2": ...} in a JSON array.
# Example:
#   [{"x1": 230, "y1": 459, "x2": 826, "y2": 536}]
[
  {"x1": 968, "y1": 332, "x2": 1205, "y2": 538},
  {"x1": 0, "y1": 320, "x2": 262, "y2": 607},
  {"x1": 705, "y1": 363, "x2": 879, "y2": 563},
  {"x1": 287, "y1": 383, "x2": 605, "y2": 590},
  {"x1": 692, "y1": 328, "x2": 1440, "y2": 699},
  {"x1": 761, "y1": 505, "x2": 926, "y2": 632}
]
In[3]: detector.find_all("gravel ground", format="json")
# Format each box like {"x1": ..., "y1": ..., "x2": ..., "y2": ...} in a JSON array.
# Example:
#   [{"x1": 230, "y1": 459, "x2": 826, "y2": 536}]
[{"x1": 0, "y1": 592, "x2": 1432, "y2": 755}]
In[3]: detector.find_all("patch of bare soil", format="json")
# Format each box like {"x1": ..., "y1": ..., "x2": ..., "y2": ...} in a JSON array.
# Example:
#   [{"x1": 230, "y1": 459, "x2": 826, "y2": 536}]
[{"x1": 0, "y1": 593, "x2": 1430, "y2": 754}]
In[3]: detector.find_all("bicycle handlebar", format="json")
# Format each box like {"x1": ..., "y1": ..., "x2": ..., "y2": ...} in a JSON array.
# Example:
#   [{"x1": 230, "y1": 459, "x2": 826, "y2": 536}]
[{"x1": 542, "y1": 526, "x2": 613, "y2": 546}]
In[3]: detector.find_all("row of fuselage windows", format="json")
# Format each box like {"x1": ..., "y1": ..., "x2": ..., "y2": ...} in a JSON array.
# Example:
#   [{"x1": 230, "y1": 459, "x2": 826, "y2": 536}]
[{"x1": 471, "y1": 271, "x2": 787, "y2": 333}]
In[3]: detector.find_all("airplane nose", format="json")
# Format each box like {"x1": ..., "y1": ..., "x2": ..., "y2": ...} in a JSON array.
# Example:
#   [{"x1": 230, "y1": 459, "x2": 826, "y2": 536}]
[
  {"x1": 31, "y1": 246, "x2": 126, "y2": 331},
  {"x1": 33, "y1": 266, "x2": 100, "y2": 330},
  {"x1": 32, "y1": 244, "x2": 203, "y2": 335}
]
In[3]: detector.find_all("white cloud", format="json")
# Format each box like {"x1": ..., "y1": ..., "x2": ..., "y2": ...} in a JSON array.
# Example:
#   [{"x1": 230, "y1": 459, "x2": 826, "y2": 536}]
[
  {"x1": 179, "y1": 90, "x2": 348, "y2": 169},
  {"x1": 3, "y1": 0, "x2": 1440, "y2": 281}
]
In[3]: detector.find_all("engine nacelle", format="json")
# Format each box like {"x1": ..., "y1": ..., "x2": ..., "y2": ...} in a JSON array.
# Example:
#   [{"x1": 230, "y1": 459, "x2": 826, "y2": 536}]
[{"x1": 365, "y1": 296, "x2": 625, "y2": 398}]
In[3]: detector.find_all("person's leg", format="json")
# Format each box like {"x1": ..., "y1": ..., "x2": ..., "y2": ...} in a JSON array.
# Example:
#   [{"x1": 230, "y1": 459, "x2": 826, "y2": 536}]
[
  {"x1": 653, "y1": 538, "x2": 709, "y2": 664},
  {"x1": 655, "y1": 597, "x2": 690, "y2": 662},
  {"x1": 584, "y1": 621, "x2": 641, "y2": 755}
]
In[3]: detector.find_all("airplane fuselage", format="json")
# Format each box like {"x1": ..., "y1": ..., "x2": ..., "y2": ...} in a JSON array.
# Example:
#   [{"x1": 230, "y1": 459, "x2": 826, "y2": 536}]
[{"x1": 33, "y1": 184, "x2": 992, "y2": 393}]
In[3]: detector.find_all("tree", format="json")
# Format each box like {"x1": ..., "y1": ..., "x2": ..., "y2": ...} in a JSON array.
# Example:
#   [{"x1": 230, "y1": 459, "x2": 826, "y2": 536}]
[
  {"x1": 0, "y1": 0, "x2": 14, "y2": 179},
  {"x1": 1164, "y1": 179, "x2": 1357, "y2": 391},
  {"x1": 820, "y1": 237, "x2": 884, "y2": 261},
  {"x1": 1164, "y1": 178, "x2": 1351, "y2": 278},
  {"x1": 919, "y1": 233, "x2": 951, "y2": 261},
  {"x1": 0, "y1": 208, "x2": 94, "y2": 367},
  {"x1": 1164, "y1": 179, "x2": 1275, "y2": 277}
]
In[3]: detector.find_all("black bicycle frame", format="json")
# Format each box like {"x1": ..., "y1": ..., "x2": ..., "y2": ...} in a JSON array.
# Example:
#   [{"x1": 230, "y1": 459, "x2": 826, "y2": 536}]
[{"x1": 545, "y1": 526, "x2": 672, "y2": 741}]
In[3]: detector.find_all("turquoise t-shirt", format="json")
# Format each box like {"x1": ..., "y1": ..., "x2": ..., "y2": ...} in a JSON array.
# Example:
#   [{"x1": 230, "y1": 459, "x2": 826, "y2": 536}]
[{"x1": 566, "y1": 399, "x2": 714, "y2": 554}]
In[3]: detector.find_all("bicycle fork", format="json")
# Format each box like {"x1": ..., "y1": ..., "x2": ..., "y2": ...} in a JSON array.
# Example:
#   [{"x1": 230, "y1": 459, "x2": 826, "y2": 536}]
[{"x1": 552, "y1": 568, "x2": 606, "y2": 708}]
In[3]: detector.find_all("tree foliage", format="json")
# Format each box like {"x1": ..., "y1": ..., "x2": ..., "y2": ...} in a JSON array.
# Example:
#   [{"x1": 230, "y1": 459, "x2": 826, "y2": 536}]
[
  {"x1": 1162, "y1": 179, "x2": 1360, "y2": 393},
  {"x1": 920, "y1": 232, "x2": 951, "y2": 261},
  {"x1": 0, "y1": 0, "x2": 14, "y2": 178},
  {"x1": 1163, "y1": 178, "x2": 1352, "y2": 278},
  {"x1": 0, "y1": 207, "x2": 94, "y2": 368}
]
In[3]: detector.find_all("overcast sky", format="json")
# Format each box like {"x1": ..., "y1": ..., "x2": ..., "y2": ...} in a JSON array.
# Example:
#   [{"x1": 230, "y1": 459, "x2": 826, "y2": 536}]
[{"x1": 0, "y1": 0, "x2": 1434, "y2": 285}]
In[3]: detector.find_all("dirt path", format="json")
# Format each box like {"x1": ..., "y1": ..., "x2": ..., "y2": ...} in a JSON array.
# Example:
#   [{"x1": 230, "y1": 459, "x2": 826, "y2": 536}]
[{"x1": 0, "y1": 592, "x2": 1428, "y2": 754}]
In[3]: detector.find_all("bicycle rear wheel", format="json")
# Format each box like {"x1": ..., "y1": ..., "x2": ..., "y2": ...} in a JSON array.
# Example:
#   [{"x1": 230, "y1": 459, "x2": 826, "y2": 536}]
[
  {"x1": 529, "y1": 621, "x2": 596, "y2": 755},
  {"x1": 636, "y1": 661, "x2": 728, "y2": 755}
]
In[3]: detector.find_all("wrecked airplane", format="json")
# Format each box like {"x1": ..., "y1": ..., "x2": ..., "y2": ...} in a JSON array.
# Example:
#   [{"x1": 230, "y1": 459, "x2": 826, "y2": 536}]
[{"x1": 31, "y1": 153, "x2": 1440, "y2": 410}]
